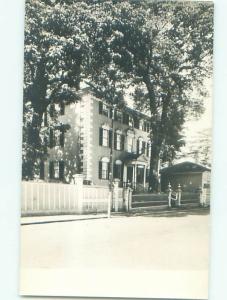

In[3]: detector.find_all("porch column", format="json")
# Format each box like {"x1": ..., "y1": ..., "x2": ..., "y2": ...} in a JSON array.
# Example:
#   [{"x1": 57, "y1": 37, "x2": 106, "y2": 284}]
[
  {"x1": 143, "y1": 165, "x2": 146, "y2": 188},
  {"x1": 134, "y1": 164, "x2": 137, "y2": 189},
  {"x1": 132, "y1": 165, "x2": 135, "y2": 189},
  {"x1": 123, "y1": 164, "x2": 127, "y2": 184}
]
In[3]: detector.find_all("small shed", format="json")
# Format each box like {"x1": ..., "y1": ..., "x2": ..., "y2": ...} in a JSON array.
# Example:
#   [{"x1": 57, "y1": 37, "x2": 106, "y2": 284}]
[{"x1": 160, "y1": 161, "x2": 211, "y2": 192}]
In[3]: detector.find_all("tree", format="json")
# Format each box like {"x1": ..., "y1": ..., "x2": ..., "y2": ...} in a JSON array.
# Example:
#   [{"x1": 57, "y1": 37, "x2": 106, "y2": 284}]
[
  {"x1": 102, "y1": 0, "x2": 213, "y2": 191},
  {"x1": 23, "y1": 0, "x2": 89, "y2": 179}
]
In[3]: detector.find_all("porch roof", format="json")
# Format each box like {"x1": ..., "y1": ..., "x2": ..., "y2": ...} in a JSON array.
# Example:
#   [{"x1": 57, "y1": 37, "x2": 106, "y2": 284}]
[{"x1": 124, "y1": 153, "x2": 149, "y2": 165}]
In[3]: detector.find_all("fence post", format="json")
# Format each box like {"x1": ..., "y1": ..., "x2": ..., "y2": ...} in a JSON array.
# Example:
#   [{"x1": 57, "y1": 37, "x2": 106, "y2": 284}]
[
  {"x1": 177, "y1": 184, "x2": 182, "y2": 207},
  {"x1": 113, "y1": 179, "x2": 120, "y2": 212},
  {"x1": 168, "y1": 182, "x2": 172, "y2": 208},
  {"x1": 128, "y1": 188, "x2": 132, "y2": 211},
  {"x1": 74, "y1": 174, "x2": 84, "y2": 213}
]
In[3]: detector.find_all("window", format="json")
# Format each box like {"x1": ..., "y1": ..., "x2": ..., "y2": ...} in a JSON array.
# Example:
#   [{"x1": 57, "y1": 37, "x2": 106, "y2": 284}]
[
  {"x1": 147, "y1": 141, "x2": 151, "y2": 157},
  {"x1": 103, "y1": 129, "x2": 109, "y2": 147},
  {"x1": 127, "y1": 136, "x2": 133, "y2": 153},
  {"x1": 99, "y1": 127, "x2": 112, "y2": 147},
  {"x1": 123, "y1": 112, "x2": 129, "y2": 125},
  {"x1": 115, "y1": 110, "x2": 122, "y2": 122},
  {"x1": 49, "y1": 128, "x2": 65, "y2": 148},
  {"x1": 99, "y1": 157, "x2": 110, "y2": 180},
  {"x1": 134, "y1": 117, "x2": 139, "y2": 129},
  {"x1": 143, "y1": 121, "x2": 150, "y2": 133},
  {"x1": 116, "y1": 133, "x2": 121, "y2": 150},
  {"x1": 49, "y1": 161, "x2": 65, "y2": 180},
  {"x1": 59, "y1": 102, "x2": 65, "y2": 115},
  {"x1": 114, "y1": 131, "x2": 124, "y2": 151},
  {"x1": 129, "y1": 115, "x2": 134, "y2": 127},
  {"x1": 137, "y1": 138, "x2": 145, "y2": 154},
  {"x1": 99, "y1": 102, "x2": 109, "y2": 117},
  {"x1": 139, "y1": 120, "x2": 143, "y2": 130}
]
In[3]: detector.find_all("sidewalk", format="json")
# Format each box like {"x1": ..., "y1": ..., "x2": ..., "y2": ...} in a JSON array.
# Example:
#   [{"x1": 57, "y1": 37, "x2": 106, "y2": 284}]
[
  {"x1": 21, "y1": 213, "x2": 109, "y2": 225},
  {"x1": 21, "y1": 206, "x2": 209, "y2": 225}
]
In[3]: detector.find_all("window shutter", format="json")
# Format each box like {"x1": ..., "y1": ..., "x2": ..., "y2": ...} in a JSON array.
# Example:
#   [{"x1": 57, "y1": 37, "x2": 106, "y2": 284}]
[
  {"x1": 49, "y1": 161, "x2": 54, "y2": 179},
  {"x1": 99, "y1": 102, "x2": 103, "y2": 114},
  {"x1": 43, "y1": 112, "x2": 48, "y2": 126},
  {"x1": 59, "y1": 161, "x2": 65, "y2": 181},
  {"x1": 60, "y1": 130, "x2": 65, "y2": 147},
  {"x1": 50, "y1": 103, "x2": 54, "y2": 117},
  {"x1": 142, "y1": 141, "x2": 146, "y2": 154},
  {"x1": 137, "y1": 140, "x2": 139, "y2": 154},
  {"x1": 99, "y1": 161, "x2": 102, "y2": 179},
  {"x1": 108, "y1": 163, "x2": 110, "y2": 180},
  {"x1": 49, "y1": 129, "x2": 55, "y2": 148},
  {"x1": 114, "y1": 132, "x2": 117, "y2": 150},
  {"x1": 134, "y1": 117, "x2": 139, "y2": 129},
  {"x1": 123, "y1": 113, "x2": 129, "y2": 125},
  {"x1": 109, "y1": 108, "x2": 113, "y2": 119},
  {"x1": 60, "y1": 102, "x2": 65, "y2": 115},
  {"x1": 40, "y1": 161, "x2": 45, "y2": 180},
  {"x1": 121, "y1": 135, "x2": 125, "y2": 150},
  {"x1": 109, "y1": 130, "x2": 113, "y2": 148},
  {"x1": 99, "y1": 128, "x2": 103, "y2": 146}
]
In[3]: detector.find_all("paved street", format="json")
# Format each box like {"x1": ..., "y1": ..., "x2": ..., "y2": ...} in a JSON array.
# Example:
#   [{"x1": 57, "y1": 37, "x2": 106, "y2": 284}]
[{"x1": 21, "y1": 212, "x2": 209, "y2": 271}]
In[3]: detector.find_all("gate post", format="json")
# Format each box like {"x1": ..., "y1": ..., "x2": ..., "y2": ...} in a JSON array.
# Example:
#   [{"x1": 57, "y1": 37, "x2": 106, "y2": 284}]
[
  {"x1": 177, "y1": 184, "x2": 182, "y2": 206},
  {"x1": 113, "y1": 179, "x2": 120, "y2": 212},
  {"x1": 168, "y1": 182, "x2": 172, "y2": 208},
  {"x1": 73, "y1": 174, "x2": 84, "y2": 213},
  {"x1": 128, "y1": 187, "x2": 132, "y2": 211}
]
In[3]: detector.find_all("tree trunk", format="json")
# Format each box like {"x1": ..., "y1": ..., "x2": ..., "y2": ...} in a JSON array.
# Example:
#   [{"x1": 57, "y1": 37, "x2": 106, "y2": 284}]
[
  {"x1": 149, "y1": 139, "x2": 161, "y2": 192},
  {"x1": 23, "y1": 110, "x2": 44, "y2": 180}
]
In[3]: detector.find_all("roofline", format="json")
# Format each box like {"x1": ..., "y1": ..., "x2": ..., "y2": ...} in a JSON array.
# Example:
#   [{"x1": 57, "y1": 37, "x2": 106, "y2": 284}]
[
  {"x1": 79, "y1": 87, "x2": 151, "y2": 120},
  {"x1": 160, "y1": 161, "x2": 211, "y2": 173}
]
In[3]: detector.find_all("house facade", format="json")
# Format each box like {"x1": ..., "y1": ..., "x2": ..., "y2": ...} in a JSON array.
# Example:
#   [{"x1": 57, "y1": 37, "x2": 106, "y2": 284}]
[{"x1": 41, "y1": 89, "x2": 152, "y2": 190}]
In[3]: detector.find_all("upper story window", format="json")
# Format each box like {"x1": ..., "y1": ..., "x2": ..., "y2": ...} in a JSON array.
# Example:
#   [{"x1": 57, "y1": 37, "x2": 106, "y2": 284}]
[
  {"x1": 49, "y1": 128, "x2": 65, "y2": 148},
  {"x1": 128, "y1": 115, "x2": 134, "y2": 127},
  {"x1": 114, "y1": 130, "x2": 125, "y2": 151},
  {"x1": 99, "y1": 102, "x2": 109, "y2": 117},
  {"x1": 59, "y1": 102, "x2": 65, "y2": 115},
  {"x1": 137, "y1": 138, "x2": 146, "y2": 155},
  {"x1": 143, "y1": 121, "x2": 150, "y2": 133},
  {"x1": 134, "y1": 117, "x2": 139, "y2": 129},
  {"x1": 115, "y1": 110, "x2": 122, "y2": 122},
  {"x1": 99, "y1": 125, "x2": 112, "y2": 148},
  {"x1": 147, "y1": 141, "x2": 151, "y2": 157},
  {"x1": 102, "y1": 128, "x2": 109, "y2": 147},
  {"x1": 127, "y1": 136, "x2": 133, "y2": 153},
  {"x1": 139, "y1": 120, "x2": 143, "y2": 130}
]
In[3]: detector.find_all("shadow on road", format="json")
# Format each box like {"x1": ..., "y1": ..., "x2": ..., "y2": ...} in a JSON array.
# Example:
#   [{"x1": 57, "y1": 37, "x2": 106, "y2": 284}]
[{"x1": 127, "y1": 207, "x2": 210, "y2": 218}]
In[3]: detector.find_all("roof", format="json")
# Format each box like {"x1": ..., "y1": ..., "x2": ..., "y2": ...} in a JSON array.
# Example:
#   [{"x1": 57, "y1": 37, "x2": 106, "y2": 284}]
[
  {"x1": 160, "y1": 161, "x2": 211, "y2": 174},
  {"x1": 80, "y1": 86, "x2": 151, "y2": 121}
]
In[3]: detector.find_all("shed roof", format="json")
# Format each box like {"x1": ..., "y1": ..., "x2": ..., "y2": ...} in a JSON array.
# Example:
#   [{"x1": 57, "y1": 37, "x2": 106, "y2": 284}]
[{"x1": 160, "y1": 161, "x2": 211, "y2": 174}]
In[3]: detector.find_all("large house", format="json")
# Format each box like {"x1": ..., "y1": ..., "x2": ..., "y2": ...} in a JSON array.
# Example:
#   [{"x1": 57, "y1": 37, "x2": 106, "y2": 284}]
[{"x1": 40, "y1": 88, "x2": 152, "y2": 190}]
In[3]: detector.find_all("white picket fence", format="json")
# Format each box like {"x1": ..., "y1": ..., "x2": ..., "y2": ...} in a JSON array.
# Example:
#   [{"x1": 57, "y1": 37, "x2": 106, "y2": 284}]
[{"x1": 21, "y1": 181, "x2": 125, "y2": 216}]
